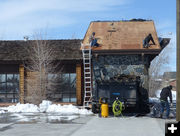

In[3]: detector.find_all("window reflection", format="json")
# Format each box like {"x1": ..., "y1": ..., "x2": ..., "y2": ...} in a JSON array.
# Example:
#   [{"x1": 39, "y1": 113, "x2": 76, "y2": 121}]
[
  {"x1": 62, "y1": 94, "x2": 70, "y2": 102},
  {"x1": 62, "y1": 74, "x2": 70, "y2": 84},
  {"x1": 48, "y1": 73, "x2": 76, "y2": 103},
  {"x1": 0, "y1": 74, "x2": 6, "y2": 82},
  {"x1": 70, "y1": 98, "x2": 77, "y2": 103},
  {"x1": 0, "y1": 74, "x2": 19, "y2": 103},
  {"x1": 0, "y1": 83, "x2": 6, "y2": 93},
  {"x1": 14, "y1": 74, "x2": 19, "y2": 80},
  {"x1": 7, "y1": 74, "x2": 13, "y2": 82},
  {"x1": 70, "y1": 73, "x2": 76, "y2": 88}
]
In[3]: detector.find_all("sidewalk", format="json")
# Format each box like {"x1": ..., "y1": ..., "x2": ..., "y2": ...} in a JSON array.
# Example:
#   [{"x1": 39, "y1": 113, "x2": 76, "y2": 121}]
[
  {"x1": 0, "y1": 114, "x2": 176, "y2": 136},
  {"x1": 71, "y1": 116, "x2": 175, "y2": 136},
  {"x1": 0, "y1": 123, "x2": 14, "y2": 130}
]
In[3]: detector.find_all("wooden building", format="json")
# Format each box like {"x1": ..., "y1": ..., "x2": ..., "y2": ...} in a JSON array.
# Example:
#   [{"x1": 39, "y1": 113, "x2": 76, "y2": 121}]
[
  {"x1": 0, "y1": 20, "x2": 170, "y2": 107},
  {"x1": 0, "y1": 40, "x2": 83, "y2": 106}
]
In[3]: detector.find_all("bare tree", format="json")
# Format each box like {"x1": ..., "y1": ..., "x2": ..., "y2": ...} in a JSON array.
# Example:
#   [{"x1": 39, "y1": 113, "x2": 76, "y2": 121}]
[
  {"x1": 24, "y1": 34, "x2": 63, "y2": 104},
  {"x1": 149, "y1": 46, "x2": 171, "y2": 97}
]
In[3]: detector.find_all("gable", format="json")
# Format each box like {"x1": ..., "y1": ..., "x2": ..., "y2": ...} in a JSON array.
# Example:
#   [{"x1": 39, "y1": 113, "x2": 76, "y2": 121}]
[{"x1": 82, "y1": 21, "x2": 161, "y2": 52}]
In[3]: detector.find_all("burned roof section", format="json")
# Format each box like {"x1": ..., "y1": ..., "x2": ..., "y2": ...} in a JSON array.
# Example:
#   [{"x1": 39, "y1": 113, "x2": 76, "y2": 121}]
[{"x1": 0, "y1": 39, "x2": 82, "y2": 61}]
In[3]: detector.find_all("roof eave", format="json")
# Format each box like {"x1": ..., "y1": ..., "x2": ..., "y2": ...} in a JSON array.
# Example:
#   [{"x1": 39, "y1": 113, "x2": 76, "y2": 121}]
[{"x1": 92, "y1": 49, "x2": 161, "y2": 55}]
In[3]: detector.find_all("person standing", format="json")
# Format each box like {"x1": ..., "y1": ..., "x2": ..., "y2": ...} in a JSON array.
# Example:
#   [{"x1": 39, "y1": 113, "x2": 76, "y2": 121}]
[{"x1": 160, "y1": 85, "x2": 173, "y2": 118}]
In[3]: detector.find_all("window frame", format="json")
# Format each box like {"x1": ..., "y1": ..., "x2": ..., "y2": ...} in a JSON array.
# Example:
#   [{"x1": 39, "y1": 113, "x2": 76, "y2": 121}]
[
  {"x1": 48, "y1": 72, "x2": 76, "y2": 103},
  {"x1": 0, "y1": 73, "x2": 19, "y2": 103}
]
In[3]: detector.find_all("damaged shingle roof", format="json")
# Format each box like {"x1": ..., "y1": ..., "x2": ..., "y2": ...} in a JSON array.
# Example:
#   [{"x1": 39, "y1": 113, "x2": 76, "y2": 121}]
[
  {"x1": 82, "y1": 21, "x2": 163, "y2": 52},
  {"x1": 0, "y1": 39, "x2": 82, "y2": 61}
]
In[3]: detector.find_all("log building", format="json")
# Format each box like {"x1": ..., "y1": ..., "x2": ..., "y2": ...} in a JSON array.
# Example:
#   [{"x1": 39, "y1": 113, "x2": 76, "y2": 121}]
[{"x1": 0, "y1": 20, "x2": 170, "y2": 107}]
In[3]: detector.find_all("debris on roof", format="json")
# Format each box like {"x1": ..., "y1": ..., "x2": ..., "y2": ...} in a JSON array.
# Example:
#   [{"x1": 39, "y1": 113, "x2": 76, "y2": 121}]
[{"x1": 82, "y1": 21, "x2": 162, "y2": 52}]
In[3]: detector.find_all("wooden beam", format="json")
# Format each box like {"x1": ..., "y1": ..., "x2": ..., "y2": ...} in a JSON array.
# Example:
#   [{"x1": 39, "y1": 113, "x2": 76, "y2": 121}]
[
  {"x1": 19, "y1": 64, "x2": 24, "y2": 104},
  {"x1": 92, "y1": 49, "x2": 161, "y2": 55},
  {"x1": 176, "y1": 0, "x2": 180, "y2": 121},
  {"x1": 76, "y1": 64, "x2": 82, "y2": 105}
]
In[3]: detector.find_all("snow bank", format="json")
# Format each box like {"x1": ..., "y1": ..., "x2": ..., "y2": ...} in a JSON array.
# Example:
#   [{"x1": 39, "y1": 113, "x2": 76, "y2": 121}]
[
  {"x1": 0, "y1": 100, "x2": 93, "y2": 115},
  {"x1": 46, "y1": 104, "x2": 79, "y2": 114},
  {"x1": 46, "y1": 104, "x2": 92, "y2": 115},
  {"x1": 39, "y1": 100, "x2": 52, "y2": 112},
  {"x1": 6, "y1": 103, "x2": 39, "y2": 113},
  {"x1": 0, "y1": 110, "x2": 5, "y2": 114}
]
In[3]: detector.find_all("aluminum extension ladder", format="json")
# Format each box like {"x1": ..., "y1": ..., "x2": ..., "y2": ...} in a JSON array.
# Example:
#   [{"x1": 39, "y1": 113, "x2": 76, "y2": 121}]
[{"x1": 81, "y1": 43, "x2": 92, "y2": 108}]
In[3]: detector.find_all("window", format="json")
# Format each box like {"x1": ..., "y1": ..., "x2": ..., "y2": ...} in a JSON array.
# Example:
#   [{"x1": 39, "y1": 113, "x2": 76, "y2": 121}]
[
  {"x1": 0, "y1": 74, "x2": 19, "y2": 103},
  {"x1": 47, "y1": 73, "x2": 76, "y2": 103}
]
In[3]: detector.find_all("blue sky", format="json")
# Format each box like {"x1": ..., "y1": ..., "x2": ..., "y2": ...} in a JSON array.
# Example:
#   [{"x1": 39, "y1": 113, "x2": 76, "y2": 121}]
[{"x1": 0, "y1": 0, "x2": 176, "y2": 72}]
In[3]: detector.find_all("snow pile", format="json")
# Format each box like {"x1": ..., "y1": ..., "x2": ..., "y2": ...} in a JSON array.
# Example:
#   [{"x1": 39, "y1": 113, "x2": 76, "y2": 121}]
[
  {"x1": 6, "y1": 103, "x2": 39, "y2": 113},
  {"x1": 0, "y1": 110, "x2": 5, "y2": 114},
  {"x1": 79, "y1": 108, "x2": 93, "y2": 115},
  {"x1": 39, "y1": 100, "x2": 52, "y2": 112},
  {"x1": 0, "y1": 100, "x2": 93, "y2": 115},
  {"x1": 46, "y1": 104, "x2": 79, "y2": 114},
  {"x1": 46, "y1": 104, "x2": 92, "y2": 115}
]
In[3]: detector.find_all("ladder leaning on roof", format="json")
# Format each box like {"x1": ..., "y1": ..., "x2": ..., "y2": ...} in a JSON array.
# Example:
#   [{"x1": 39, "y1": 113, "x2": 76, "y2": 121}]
[{"x1": 81, "y1": 43, "x2": 92, "y2": 108}]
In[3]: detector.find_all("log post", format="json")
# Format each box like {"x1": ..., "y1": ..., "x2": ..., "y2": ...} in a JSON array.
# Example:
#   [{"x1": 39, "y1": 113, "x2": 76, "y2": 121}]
[
  {"x1": 177, "y1": 0, "x2": 180, "y2": 121},
  {"x1": 19, "y1": 64, "x2": 25, "y2": 104},
  {"x1": 76, "y1": 64, "x2": 82, "y2": 105}
]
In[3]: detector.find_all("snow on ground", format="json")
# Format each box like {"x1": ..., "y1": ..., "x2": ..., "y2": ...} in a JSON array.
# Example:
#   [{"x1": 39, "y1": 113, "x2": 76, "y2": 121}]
[
  {"x1": 10, "y1": 113, "x2": 26, "y2": 119},
  {"x1": 0, "y1": 110, "x2": 5, "y2": 114},
  {"x1": 39, "y1": 100, "x2": 52, "y2": 112},
  {"x1": 47, "y1": 115, "x2": 79, "y2": 121},
  {"x1": 46, "y1": 104, "x2": 92, "y2": 115},
  {"x1": 7, "y1": 103, "x2": 39, "y2": 113},
  {"x1": 9, "y1": 112, "x2": 79, "y2": 123},
  {"x1": 0, "y1": 100, "x2": 93, "y2": 115}
]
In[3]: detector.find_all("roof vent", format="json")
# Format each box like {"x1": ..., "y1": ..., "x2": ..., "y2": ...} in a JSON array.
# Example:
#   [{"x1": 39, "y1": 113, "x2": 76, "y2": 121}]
[{"x1": 23, "y1": 36, "x2": 29, "y2": 41}]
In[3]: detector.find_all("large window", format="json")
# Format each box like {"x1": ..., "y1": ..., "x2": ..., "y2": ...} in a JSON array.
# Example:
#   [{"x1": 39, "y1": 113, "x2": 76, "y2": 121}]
[
  {"x1": 48, "y1": 73, "x2": 76, "y2": 103},
  {"x1": 0, "y1": 74, "x2": 19, "y2": 103}
]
